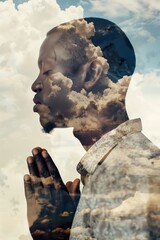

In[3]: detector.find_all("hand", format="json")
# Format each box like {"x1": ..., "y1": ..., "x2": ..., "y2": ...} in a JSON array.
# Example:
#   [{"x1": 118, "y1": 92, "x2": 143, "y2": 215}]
[{"x1": 24, "y1": 147, "x2": 80, "y2": 240}]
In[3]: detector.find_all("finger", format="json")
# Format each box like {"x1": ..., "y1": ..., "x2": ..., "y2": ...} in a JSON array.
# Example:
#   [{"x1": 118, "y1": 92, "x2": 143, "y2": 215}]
[
  {"x1": 31, "y1": 146, "x2": 42, "y2": 154},
  {"x1": 70, "y1": 178, "x2": 80, "y2": 194},
  {"x1": 66, "y1": 179, "x2": 80, "y2": 194},
  {"x1": 42, "y1": 150, "x2": 66, "y2": 190},
  {"x1": 32, "y1": 148, "x2": 50, "y2": 179},
  {"x1": 66, "y1": 181, "x2": 72, "y2": 192},
  {"x1": 27, "y1": 155, "x2": 43, "y2": 194},
  {"x1": 42, "y1": 150, "x2": 62, "y2": 179},
  {"x1": 24, "y1": 174, "x2": 34, "y2": 200},
  {"x1": 69, "y1": 179, "x2": 80, "y2": 207},
  {"x1": 27, "y1": 156, "x2": 39, "y2": 177}
]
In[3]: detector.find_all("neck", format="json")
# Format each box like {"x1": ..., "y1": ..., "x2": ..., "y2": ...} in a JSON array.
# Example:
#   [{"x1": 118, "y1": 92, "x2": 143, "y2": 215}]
[
  {"x1": 73, "y1": 112, "x2": 129, "y2": 151},
  {"x1": 73, "y1": 129, "x2": 102, "y2": 151}
]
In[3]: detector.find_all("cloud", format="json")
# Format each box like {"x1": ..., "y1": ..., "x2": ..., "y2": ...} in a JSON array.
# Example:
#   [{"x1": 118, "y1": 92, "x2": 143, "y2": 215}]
[
  {"x1": 0, "y1": 170, "x2": 9, "y2": 190},
  {"x1": 19, "y1": 234, "x2": 32, "y2": 240},
  {"x1": 39, "y1": 68, "x2": 130, "y2": 146},
  {"x1": 89, "y1": 0, "x2": 160, "y2": 20},
  {"x1": 10, "y1": 197, "x2": 20, "y2": 214},
  {"x1": 88, "y1": 0, "x2": 158, "y2": 45},
  {"x1": 126, "y1": 71, "x2": 160, "y2": 147}
]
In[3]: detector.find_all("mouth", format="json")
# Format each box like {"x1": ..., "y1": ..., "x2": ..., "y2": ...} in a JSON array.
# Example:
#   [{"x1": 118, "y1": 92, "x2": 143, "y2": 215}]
[
  {"x1": 32, "y1": 95, "x2": 67, "y2": 128},
  {"x1": 33, "y1": 95, "x2": 42, "y2": 112},
  {"x1": 33, "y1": 103, "x2": 41, "y2": 112},
  {"x1": 33, "y1": 95, "x2": 42, "y2": 104}
]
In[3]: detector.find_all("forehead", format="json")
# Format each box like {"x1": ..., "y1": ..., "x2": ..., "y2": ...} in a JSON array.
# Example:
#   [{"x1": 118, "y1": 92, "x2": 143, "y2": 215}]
[
  {"x1": 38, "y1": 32, "x2": 72, "y2": 65},
  {"x1": 39, "y1": 34, "x2": 58, "y2": 62}
]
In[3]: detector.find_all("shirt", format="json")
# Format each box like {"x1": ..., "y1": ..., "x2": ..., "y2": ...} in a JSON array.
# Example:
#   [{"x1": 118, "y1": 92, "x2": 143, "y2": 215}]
[{"x1": 70, "y1": 118, "x2": 160, "y2": 240}]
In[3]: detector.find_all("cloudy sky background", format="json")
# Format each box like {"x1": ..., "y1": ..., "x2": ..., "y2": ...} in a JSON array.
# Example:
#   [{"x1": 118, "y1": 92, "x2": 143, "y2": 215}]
[{"x1": 0, "y1": 0, "x2": 160, "y2": 239}]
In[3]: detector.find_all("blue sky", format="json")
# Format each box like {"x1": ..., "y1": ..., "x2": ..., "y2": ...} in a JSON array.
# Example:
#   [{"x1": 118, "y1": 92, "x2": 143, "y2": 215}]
[{"x1": 1, "y1": 0, "x2": 28, "y2": 5}]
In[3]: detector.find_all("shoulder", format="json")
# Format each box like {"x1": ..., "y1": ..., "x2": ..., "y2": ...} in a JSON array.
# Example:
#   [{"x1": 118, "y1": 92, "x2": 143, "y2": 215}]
[{"x1": 90, "y1": 131, "x2": 160, "y2": 190}]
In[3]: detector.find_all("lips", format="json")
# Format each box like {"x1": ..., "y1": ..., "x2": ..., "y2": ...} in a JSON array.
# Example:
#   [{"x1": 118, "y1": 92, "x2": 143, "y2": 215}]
[
  {"x1": 33, "y1": 95, "x2": 41, "y2": 105},
  {"x1": 33, "y1": 104, "x2": 41, "y2": 112},
  {"x1": 33, "y1": 95, "x2": 42, "y2": 112}
]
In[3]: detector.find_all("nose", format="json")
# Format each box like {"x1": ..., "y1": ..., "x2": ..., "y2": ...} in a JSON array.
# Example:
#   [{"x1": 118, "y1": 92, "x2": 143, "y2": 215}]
[{"x1": 31, "y1": 75, "x2": 43, "y2": 92}]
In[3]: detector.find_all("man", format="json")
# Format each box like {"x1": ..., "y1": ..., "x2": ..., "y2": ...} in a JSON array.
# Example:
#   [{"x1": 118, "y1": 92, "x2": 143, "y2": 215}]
[{"x1": 24, "y1": 18, "x2": 160, "y2": 239}]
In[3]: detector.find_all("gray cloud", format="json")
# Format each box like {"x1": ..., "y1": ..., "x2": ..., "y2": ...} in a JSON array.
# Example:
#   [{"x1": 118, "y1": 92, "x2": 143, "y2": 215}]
[
  {"x1": 10, "y1": 197, "x2": 19, "y2": 206},
  {"x1": 19, "y1": 234, "x2": 32, "y2": 240},
  {"x1": 0, "y1": 170, "x2": 9, "y2": 190},
  {"x1": 42, "y1": 71, "x2": 130, "y2": 142}
]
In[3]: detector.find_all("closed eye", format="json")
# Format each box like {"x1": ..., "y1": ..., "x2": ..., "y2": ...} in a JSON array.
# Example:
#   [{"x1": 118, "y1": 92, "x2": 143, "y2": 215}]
[{"x1": 43, "y1": 70, "x2": 52, "y2": 76}]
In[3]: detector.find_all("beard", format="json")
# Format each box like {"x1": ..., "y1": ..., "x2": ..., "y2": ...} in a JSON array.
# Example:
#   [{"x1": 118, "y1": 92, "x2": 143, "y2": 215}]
[
  {"x1": 42, "y1": 121, "x2": 56, "y2": 133},
  {"x1": 40, "y1": 112, "x2": 67, "y2": 133},
  {"x1": 38, "y1": 106, "x2": 68, "y2": 133},
  {"x1": 33, "y1": 103, "x2": 57, "y2": 133}
]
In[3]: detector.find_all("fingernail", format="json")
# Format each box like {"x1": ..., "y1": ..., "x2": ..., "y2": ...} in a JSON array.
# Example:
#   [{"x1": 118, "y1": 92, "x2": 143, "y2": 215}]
[
  {"x1": 24, "y1": 174, "x2": 30, "y2": 181},
  {"x1": 32, "y1": 148, "x2": 39, "y2": 155},
  {"x1": 42, "y1": 150, "x2": 48, "y2": 158},
  {"x1": 27, "y1": 156, "x2": 33, "y2": 164}
]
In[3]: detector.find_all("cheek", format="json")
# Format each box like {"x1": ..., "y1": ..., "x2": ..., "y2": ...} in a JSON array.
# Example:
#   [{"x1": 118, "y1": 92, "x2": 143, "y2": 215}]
[
  {"x1": 41, "y1": 74, "x2": 74, "y2": 114},
  {"x1": 69, "y1": 68, "x2": 87, "y2": 92},
  {"x1": 41, "y1": 77, "x2": 55, "y2": 103}
]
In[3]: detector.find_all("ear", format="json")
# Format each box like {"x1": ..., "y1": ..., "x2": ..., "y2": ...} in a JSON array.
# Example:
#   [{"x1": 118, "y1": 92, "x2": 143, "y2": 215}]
[{"x1": 84, "y1": 60, "x2": 103, "y2": 91}]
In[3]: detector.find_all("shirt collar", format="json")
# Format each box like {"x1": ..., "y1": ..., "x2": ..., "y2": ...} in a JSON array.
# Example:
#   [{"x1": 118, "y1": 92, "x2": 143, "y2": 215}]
[{"x1": 77, "y1": 118, "x2": 142, "y2": 176}]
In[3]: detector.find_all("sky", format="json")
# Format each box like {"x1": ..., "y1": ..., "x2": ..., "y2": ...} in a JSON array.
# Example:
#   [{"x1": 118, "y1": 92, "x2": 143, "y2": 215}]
[{"x1": 0, "y1": 0, "x2": 160, "y2": 239}]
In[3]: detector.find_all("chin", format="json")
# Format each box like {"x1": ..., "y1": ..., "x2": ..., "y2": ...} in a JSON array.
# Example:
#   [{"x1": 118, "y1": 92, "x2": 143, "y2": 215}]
[
  {"x1": 39, "y1": 116, "x2": 56, "y2": 133},
  {"x1": 39, "y1": 113, "x2": 68, "y2": 133},
  {"x1": 42, "y1": 121, "x2": 56, "y2": 133}
]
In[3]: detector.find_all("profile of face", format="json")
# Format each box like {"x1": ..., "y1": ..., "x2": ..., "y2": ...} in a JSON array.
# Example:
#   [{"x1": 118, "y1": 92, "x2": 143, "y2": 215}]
[
  {"x1": 32, "y1": 30, "x2": 84, "y2": 131},
  {"x1": 32, "y1": 18, "x2": 135, "y2": 146}
]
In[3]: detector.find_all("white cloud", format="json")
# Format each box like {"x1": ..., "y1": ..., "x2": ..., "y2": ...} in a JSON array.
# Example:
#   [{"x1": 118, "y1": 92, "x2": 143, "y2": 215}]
[
  {"x1": 18, "y1": 234, "x2": 31, "y2": 240},
  {"x1": 0, "y1": 0, "x2": 83, "y2": 239},
  {"x1": 127, "y1": 71, "x2": 160, "y2": 147},
  {"x1": 89, "y1": 0, "x2": 160, "y2": 20}
]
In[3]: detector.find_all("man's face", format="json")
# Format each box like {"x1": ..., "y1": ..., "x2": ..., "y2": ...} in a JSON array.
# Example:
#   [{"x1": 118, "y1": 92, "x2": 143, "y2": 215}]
[
  {"x1": 32, "y1": 32, "x2": 88, "y2": 133},
  {"x1": 32, "y1": 29, "x2": 129, "y2": 144}
]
